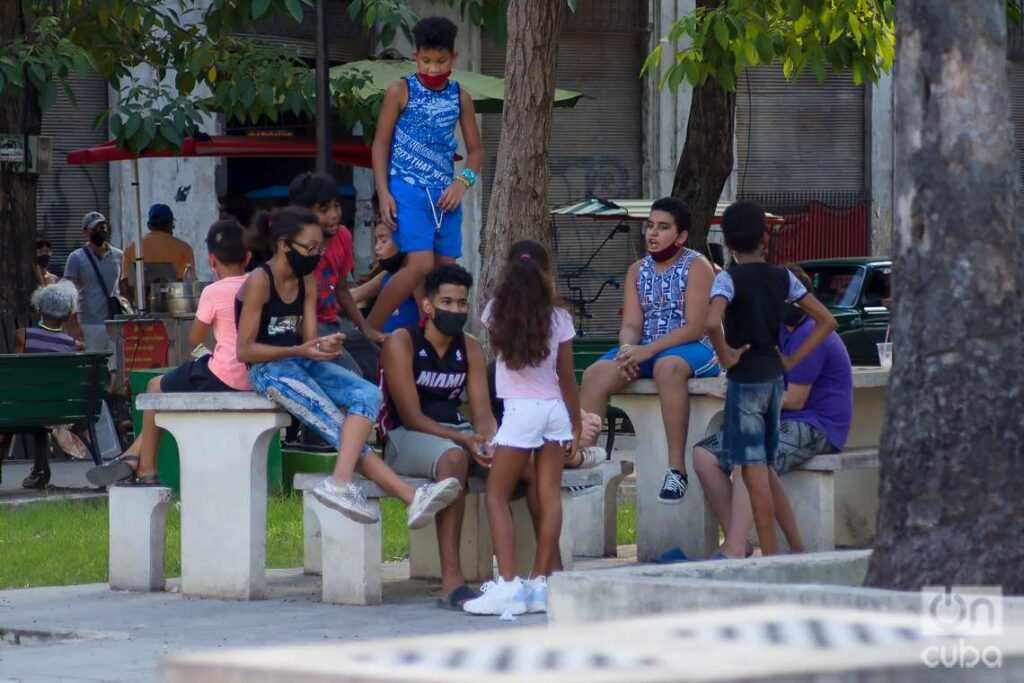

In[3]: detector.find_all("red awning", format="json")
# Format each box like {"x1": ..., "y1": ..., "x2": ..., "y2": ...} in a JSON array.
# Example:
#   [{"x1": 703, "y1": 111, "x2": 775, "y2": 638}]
[{"x1": 66, "y1": 135, "x2": 373, "y2": 168}]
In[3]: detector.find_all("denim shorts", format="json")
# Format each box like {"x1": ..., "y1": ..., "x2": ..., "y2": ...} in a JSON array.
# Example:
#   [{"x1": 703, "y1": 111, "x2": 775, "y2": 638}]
[
  {"x1": 599, "y1": 341, "x2": 719, "y2": 379},
  {"x1": 721, "y1": 377, "x2": 785, "y2": 468},
  {"x1": 249, "y1": 357, "x2": 382, "y2": 453},
  {"x1": 697, "y1": 419, "x2": 837, "y2": 475},
  {"x1": 389, "y1": 177, "x2": 463, "y2": 258}
]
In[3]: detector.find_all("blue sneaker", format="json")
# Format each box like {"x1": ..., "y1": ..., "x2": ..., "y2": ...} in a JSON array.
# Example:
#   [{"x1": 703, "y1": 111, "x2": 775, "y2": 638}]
[{"x1": 651, "y1": 547, "x2": 690, "y2": 564}]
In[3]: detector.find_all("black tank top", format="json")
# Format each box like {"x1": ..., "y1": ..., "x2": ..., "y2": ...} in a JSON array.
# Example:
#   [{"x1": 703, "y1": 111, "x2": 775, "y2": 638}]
[
  {"x1": 380, "y1": 324, "x2": 468, "y2": 434},
  {"x1": 235, "y1": 263, "x2": 305, "y2": 348}
]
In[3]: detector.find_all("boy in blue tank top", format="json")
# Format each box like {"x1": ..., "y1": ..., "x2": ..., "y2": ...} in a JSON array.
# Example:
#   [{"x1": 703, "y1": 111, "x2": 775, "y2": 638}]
[{"x1": 370, "y1": 16, "x2": 484, "y2": 333}]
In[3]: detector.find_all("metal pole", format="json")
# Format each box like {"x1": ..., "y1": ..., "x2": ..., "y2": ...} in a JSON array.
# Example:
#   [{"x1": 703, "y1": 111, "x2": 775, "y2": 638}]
[
  {"x1": 315, "y1": 0, "x2": 331, "y2": 174},
  {"x1": 131, "y1": 158, "x2": 145, "y2": 312}
]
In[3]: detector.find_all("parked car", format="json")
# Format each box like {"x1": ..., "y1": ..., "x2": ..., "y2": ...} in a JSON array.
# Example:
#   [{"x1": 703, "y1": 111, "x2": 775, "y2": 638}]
[{"x1": 795, "y1": 257, "x2": 892, "y2": 366}]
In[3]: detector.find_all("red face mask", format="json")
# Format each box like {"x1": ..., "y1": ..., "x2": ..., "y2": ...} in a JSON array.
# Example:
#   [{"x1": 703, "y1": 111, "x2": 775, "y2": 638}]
[
  {"x1": 650, "y1": 243, "x2": 682, "y2": 263},
  {"x1": 418, "y1": 70, "x2": 451, "y2": 89}
]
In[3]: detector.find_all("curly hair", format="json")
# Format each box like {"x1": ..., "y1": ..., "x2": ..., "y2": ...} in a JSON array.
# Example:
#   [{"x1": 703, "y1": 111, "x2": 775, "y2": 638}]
[
  {"x1": 487, "y1": 240, "x2": 556, "y2": 370},
  {"x1": 31, "y1": 281, "x2": 78, "y2": 321},
  {"x1": 413, "y1": 17, "x2": 458, "y2": 52}
]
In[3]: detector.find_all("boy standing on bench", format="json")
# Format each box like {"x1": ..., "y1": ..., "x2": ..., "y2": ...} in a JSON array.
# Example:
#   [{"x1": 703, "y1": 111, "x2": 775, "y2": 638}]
[
  {"x1": 705, "y1": 202, "x2": 837, "y2": 556},
  {"x1": 378, "y1": 264, "x2": 494, "y2": 609}
]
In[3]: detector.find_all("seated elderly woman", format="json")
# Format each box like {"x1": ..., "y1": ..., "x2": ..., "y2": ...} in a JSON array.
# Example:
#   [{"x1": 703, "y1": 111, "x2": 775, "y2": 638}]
[{"x1": 10, "y1": 282, "x2": 84, "y2": 489}]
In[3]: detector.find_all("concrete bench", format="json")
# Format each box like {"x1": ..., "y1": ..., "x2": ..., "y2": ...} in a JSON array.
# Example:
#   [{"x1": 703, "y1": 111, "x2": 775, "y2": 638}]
[
  {"x1": 135, "y1": 392, "x2": 291, "y2": 599},
  {"x1": 294, "y1": 467, "x2": 602, "y2": 606},
  {"x1": 609, "y1": 367, "x2": 889, "y2": 560},
  {"x1": 779, "y1": 446, "x2": 880, "y2": 552},
  {"x1": 108, "y1": 485, "x2": 173, "y2": 591}
]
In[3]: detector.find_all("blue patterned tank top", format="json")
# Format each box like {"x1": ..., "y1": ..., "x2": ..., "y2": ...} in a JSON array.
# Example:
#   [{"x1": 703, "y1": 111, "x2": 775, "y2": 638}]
[
  {"x1": 389, "y1": 75, "x2": 461, "y2": 189},
  {"x1": 636, "y1": 248, "x2": 712, "y2": 349}
]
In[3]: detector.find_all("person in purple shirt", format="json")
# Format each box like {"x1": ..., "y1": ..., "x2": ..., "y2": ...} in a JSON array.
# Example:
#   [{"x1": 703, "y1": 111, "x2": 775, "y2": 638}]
[{"x1": 691, "y1": 265, "x2": 853, "y2": 559}]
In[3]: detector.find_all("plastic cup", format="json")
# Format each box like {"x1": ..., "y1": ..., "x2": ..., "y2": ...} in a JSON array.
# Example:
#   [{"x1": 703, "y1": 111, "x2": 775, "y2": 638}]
[{"x1": 877, "y1": 342, "x2": 893, "y2": 369}]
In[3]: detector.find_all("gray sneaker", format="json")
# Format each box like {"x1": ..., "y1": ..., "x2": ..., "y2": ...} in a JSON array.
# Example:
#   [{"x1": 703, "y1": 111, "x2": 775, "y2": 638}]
[
  {"x1": 407, "y1": 477, "x2": 462, "y2": 529},
  {"x1": 311, "y1": 477, "x2": 378, "y2": 524}
]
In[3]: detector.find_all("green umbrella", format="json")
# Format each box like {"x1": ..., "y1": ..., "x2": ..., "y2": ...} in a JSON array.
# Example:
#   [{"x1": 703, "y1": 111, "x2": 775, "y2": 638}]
[{"x1": 330, "y1": 59, "x2": 583, "y2": 114}]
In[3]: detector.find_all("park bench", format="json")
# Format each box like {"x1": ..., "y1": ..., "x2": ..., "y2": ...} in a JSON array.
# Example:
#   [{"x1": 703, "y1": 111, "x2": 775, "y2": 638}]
[
  {"x1": 609, "y1": 367, "x2": 888, "y2": 560},
  {"x1": 116, "y1": 391, "x2": 627, "y2": 603},
  {"x1": 773, "y1": 446, "x2": 880, "y2": 552},
  {"x1": 293, "y1": 464, "x2": 612, "y2": 606},
  {"x1": 0, "y1": 352, "x2": 111, "y2": 468}
]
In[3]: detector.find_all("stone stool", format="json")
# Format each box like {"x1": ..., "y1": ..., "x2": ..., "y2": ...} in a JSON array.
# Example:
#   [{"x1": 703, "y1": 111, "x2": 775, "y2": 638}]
[{"x1": 108, "y1": 485, "x2": 173, "y2": 591}]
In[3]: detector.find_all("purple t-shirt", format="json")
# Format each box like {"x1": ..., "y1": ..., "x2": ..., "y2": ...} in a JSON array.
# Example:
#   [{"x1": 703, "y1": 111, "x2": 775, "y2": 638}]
[{"x1": 778, "y1": 317, "x2": 853, "y2": 450}]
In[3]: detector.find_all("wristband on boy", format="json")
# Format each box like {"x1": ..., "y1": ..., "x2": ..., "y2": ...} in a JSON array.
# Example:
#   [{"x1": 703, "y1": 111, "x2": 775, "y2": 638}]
[{"x1": 459, "y1": 168, "x2": 477, "y2": 187}]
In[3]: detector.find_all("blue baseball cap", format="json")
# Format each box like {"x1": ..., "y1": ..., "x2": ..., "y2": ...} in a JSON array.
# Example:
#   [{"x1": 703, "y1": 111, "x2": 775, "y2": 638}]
[{"x1": 148, "y1": 203, "x2": 174, "y2": 224}]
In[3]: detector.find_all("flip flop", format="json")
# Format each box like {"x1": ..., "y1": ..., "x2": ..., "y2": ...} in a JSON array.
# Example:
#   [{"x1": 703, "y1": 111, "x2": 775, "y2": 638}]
[
  {"x1": 650, "y1": 547, "x2": 690, "y2": 564},
  {"x1": 436, "y1": 585, "x2": 478, "y2": 610},
  {"x1": 86, "y1": 454, "x2": 138, "y2": 487}
]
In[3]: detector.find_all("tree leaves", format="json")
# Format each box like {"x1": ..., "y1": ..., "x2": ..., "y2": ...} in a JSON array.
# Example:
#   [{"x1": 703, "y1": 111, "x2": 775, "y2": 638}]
[{"x1": 645, "y1": 0, "x2": 897, "y2": 93}]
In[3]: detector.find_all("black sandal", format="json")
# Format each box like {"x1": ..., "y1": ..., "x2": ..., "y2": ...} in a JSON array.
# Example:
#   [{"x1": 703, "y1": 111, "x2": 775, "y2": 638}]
[
  {"x1": 436, "y1": 585, "x2": 478, "y2": 610},
  {"x1": 86, "y1": 454, "x2": 139, "y2": 487},
  {"x1": 114, "y1": 472, "x2": 163, "y2": 487}
]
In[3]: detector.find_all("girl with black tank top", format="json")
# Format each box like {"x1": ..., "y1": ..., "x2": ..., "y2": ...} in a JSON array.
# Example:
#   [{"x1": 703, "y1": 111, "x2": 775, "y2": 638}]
[{"x1": 235, "y1": 205, "x2": 460, "y2": 530}]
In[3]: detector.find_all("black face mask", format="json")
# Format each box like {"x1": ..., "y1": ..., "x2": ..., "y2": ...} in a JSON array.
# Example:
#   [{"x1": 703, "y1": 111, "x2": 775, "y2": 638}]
[
  {"x1": 379, "y1": 252, "x2": 405, "y2": 274},
  {"x1": 781, "y1": 303, "x2": 807, "y2": 328},
  {"x1": 285, "y1": 248, "x2": 321, "y2": 277},
  {"x1": 36, "y1": 254, "x2": 51, "y2": 268},
  {"x1": 88, "y1": 230, "x2": 107, "y2": 247},
  {"x1": 431, "y1": 308, "x2": 468, "y2": 337}
]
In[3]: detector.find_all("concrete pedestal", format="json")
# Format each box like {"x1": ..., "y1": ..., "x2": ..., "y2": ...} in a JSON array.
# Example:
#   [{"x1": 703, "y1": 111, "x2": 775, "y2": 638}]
[
  {"x1": 611, "y1": 384, "x2": 720, "y2": 561},
  {"x1": 139, "y1": 392, "x2": 290, "y2": 600}
]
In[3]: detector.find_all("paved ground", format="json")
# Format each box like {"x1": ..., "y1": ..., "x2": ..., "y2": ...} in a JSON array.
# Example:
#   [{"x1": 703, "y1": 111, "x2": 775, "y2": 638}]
[
  {"x1": 0, "y1": 461, "x2": 103, "y2": 506},
  {"x1": 1, "y1": 446, "x2": 640, "y2": 682},
  {"x1": 0, "y1": 550, "x2": 637, "y2": 682}
]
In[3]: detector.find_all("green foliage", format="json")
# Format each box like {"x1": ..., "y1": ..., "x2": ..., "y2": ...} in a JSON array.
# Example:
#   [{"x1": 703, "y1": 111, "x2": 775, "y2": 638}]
[
  {"x1": 0, "y1": 0, "x2": 578, "y2": 152},
  {"x1": 642, "y1": 0, "x2": 896, "y2": 92}
]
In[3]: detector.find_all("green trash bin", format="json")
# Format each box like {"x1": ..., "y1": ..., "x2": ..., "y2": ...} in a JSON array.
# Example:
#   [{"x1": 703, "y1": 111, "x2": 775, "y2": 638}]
[
  {"x1": 129, "y1": 369, "x2": 283, "y2": 495},
  {"x1": 572, "y1": 337, "x2": 617, "y2": 383}
]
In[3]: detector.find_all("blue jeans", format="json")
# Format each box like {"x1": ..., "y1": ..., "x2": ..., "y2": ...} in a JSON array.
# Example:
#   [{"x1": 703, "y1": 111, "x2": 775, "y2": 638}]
[
  {"x1": 722, "y1": 377, "x2": 785, "y2": 468},
  {"x1": 249, "y1": 357, "x2": 382, "y2": 452}
]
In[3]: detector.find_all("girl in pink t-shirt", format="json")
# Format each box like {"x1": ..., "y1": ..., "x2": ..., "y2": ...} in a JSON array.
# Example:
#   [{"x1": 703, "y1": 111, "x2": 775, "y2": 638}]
[
  {"x1": 87, "y1": 220, "x2": 251, "y2": 487},
  {"x1": 464, "y1": 241, "x2": 581, "y2": 617}
]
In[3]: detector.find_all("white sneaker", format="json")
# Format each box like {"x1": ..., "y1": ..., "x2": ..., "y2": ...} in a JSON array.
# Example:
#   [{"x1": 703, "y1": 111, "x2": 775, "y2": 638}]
[
  {"x1": 406, "y1": 477, "x2": 462, "y2": 529},
  {"x1": 575, "y1": 446, "x2": 606, "y2": 469},
  {"x1": 311, "y1": 477, "x2": 378, "y2": 524},
  {"x1": 463, "y1": 577, "x2": 527, "y2": 616},
  {"x1": 524, "y1": 576, "x2": 548, "y2": 613}
]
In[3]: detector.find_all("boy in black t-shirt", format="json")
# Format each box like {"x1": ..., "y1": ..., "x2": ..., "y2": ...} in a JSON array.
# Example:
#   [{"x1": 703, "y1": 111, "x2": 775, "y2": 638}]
[{"x1": 707, "y1": 202, "x2": 837, "y2": 555}]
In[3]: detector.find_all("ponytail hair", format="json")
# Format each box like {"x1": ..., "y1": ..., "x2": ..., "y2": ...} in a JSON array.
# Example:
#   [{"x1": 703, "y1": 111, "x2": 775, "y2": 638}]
[
  {"x1": 245, "y1": 205, "x2": 320, "y2": 264},
  {"x1": 487, "y1": 240, "x2": 555, "y2": 370}
]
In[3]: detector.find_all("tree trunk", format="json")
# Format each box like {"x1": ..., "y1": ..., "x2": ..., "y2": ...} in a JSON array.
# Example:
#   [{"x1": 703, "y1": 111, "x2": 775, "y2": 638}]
[
  {"x1": 865, "y1": 0, "x2": 1024, "y2": 592},
  {"x1": 671, "y1": 0, "x2": 735, "y2": 258},
  {"x1": 479, "y1": 0, "x2": 565, "y2": 302},
  {"x1": 0, "y1": 1, "x2": 40, "y2": 320}
]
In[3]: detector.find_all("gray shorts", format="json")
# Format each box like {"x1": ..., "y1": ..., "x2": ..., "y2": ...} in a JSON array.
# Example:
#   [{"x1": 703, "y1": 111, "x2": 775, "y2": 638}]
[
  {"x1": 385, "y1": 423, "x2": 477, "y2": 480},
  {"x1": 697, "y1": 420, "x2": 837, "y2": 475}
]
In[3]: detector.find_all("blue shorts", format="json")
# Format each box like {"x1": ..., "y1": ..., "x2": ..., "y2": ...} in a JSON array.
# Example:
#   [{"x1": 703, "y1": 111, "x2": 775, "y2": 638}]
[
  {"x1": 599, "y1": 341, "x2": 720, "y2": 379},
  {"x1": 722, "y1": 377, "x2": 785, "y2": 468},
  {"x1": 389, "y1": 177, "x2": 462, "y2": 258}
]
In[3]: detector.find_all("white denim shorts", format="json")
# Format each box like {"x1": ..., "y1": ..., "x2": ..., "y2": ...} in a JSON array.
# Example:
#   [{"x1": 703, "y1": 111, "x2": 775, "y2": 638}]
[{"x1": 492, "y1": 398, "x2": 573, "y2": 449}]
